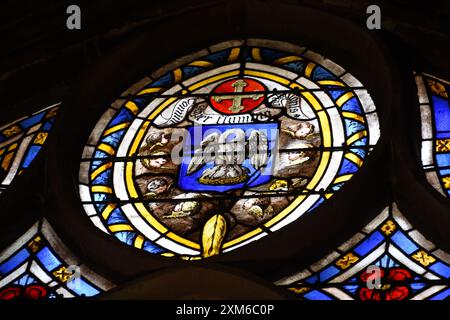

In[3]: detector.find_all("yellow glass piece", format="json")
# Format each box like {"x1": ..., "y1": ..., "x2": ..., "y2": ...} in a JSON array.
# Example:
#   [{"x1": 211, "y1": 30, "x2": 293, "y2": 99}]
[
  {"x1": 336, "y1": 92, "x2": 354, "y2": 107},
  {"x1": 134, "y1": 235, "x2": 145, "y2": 249},
  {"x1": 227, "y1": 48, "x2": 240, "y2": 62},
  {"x1": 125, "y1": 101, "x2": 139, "y2": 115},
  {"x1": 346, "y1": 130, "x2": 367, "y2": 146},
  {"x1": 101, "y1": 203, "x2": 117, "y2": 220},
  {"x1": 304, "y1": 62, "x2": 316, "y2": 78},
  {"x1": 7, "y1": 143, "x2": 18, "y2": 151},
  {"x1": 0, "y1": 148, "x2": 4, "y2": 156},
  {"x1": 202, "y1": 214, "x2": 227, "y2": 258},
  {"x1": 288, "y1": 286, "x2": 310, "y2": 294},
  {"x1": 44, "y1": 107, "x2": 59, "y2": 119},
  {"x1": 427, "y1": 79, "x2": 448, "y2": 98},
  {"x1": 289, "y1": 82, "x2": 305, "y2": 90},
  {"x1": 90, "y1": 162, "x2": 112, "y2": 180},
  {"x1": 181, "y1": 256, "x2": 202, "y2": 261},
  {"x1": 52, "y1": 266, "x2": 72, "y2": 282},
  {"x1": 336, "y1": 253, "x2": 359, "y2": 269},
  {"x1": 33, "y1": 132, "x2": 48, "y2": 145},
  {"x1": 412, "y1": 250, "x2": 436, "y2": 267},
  {"x1": 436, "y1": 139, "x2": 450, "y2": 153},
  {"x1": 223, "y1": 227, "x2": 263, "y2": 249},
  {"x1": 273, "y1": 55, "x2": 302, "y2": 65},
  {"x1": 173, "y1": 68, "x2": 182, "y2": 83},
  {"x1": 3, "y1": 125, "x2": 21, "y2": 137},
  {"x1": 103, "y1": 122, "x2": 129, "y2": 137},
  {"x1": 188, "y1": 60, "x2": 214, "y2": 68},
  {"x1": 342, "y1": 112, "x2": 365, "y2": 123},
  {"x1": 333, "y1": 174, "x2": 353, "y2": 184},
  {"x1": 161, "y1": 252, "x2": 175, "y2": 257},
  {"x1": 137, "y1": 87, "x2": 162, "y2": 95},
  {"x1": 317, "y1": 80, "x2": 345, "y2": 87},
  {"x1": 251, "y1": 48, "x2": 262, "y2": 62},
  {"x1": 443, "y1": 177, "x2": 450, "y2": 189},
  {"x1": 27, "y1": 236, "x2": 43, "y2": 253},
  {"x1": 97, "y1": 143, "x2": 115, "y2": 156},
  {"x1": 344, "y1": 152, "x2": 363, "y2": 167},
  {"x1": 381, "y1": 219, "x2": 397, "y2": 236},
  {"x1": 166, "y1": 231, "x2": 200, "y2": 250},
  {"x1": 1, "y1": 152, "x2": 14, "y2": 171},
  {"x1": 244, "y1": 70, "x2": 290, "y2": 86},
  {"x1": 108, "y1": 224, "x2": 133, "y2": 232},
  {"x1": 324, "y1": 193, "x2": 334, "y2": 199},
  {"x1": 91, "y1": 185, "x2": 113, "y2": 193}
]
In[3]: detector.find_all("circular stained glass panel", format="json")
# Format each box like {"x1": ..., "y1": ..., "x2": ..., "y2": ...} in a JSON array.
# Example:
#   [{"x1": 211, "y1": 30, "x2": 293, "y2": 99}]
[{"x1": 79, "y1": 39, "x2": 380, "y2": 259}]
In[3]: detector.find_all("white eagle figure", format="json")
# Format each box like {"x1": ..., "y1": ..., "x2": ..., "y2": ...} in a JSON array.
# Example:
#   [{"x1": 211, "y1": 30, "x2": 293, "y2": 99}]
[{"x1": 187, "y1": 129, "x2": 269, "y2": 185}]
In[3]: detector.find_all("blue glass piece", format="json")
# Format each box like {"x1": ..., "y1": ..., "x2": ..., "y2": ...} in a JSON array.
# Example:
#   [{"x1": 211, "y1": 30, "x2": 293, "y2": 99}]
[
  {"x1": 36, "y1": 246, "x2": 62, "y2": 271},
  {"x1": 391, "y1": 231, "x2": 419, "y2": 254},
  {"x1": 108, "y1": 108, "x2": 134, "y2": 127},
  {"x1": 331, "y1": 183, "x2": 344, "y2": 192},
  {"x1": 102, "y1": 130, "x2": 125, "y2": 148},
  {"x1": 318, "y1": 265, "x2": 340, "y2": 282},
  {"x1": 204, "y1": 50, "x2": 229, "y2": 64},
  {"x1": 307, "y1": 196, "x2": 326, "y2": 213},
  {"x1": 338, "y1": 158, "x2": 359, "y2": 175},
  {"x1": 303, "y1": 290, "x2": 333, "y2": 300},
  {"x1": 90, "y1": 159, "x2": 108, "y2": 171},
  {"x1": 436, "y1": 132, "x2": 450, "y2": 139},
  {"x1": 93, "y1": 193, "x2": 111, "y2": 202},
  {"x1": 350, "y1": 148, "x2": 367, "y2": 159},
  {"x1": 353, "y1": 231, "x2": 384, "y2": 256},
  {"x1": 115, "y1": 232, "x2": 136, "y2": 245},
  {"x1": 21, "y1": 145, "x2": 41, "y2": 168},
  {"x1": 329, "y1": 90, "x2": 347, "y2": 100},
  {"x1": 430, "y1": 288, "x2": 450, "y2": 300},
  {"x1": 351, "y1": 137, "x2": 368, "y2": 147},
  {"x1": 411, "y1": 282, "x2": 426, "y2": 291},
  {"x1": 439, "y1": 169, "x2": 450, "y2": 176},
  {"x1": 345, "y1": 119, "x2": 366, "y2": 137},
  {"x1": 281, "y1": 61, "x2": 305, "y2": 74},
  {"x1": 0, "y1": 248, "x2": 30, "y2": 276},
  {"x1": 429, "y1": 262, "x2": 450, "y2": 278},
  {"x1": 341, "y1": 97, "x2": 363, "y2": 114},
  {"x1": 93, "y1": 201, "x2": 104, "y2": 210},
  {"x1": 14, "y1": 273, "x2": 37, "y2": 286},
  {"x1": 182, "y1": 66, "x2": 204, "y2": 78},
  {"x1": 93, "y1": 150, "x2": 109, "y2": 159},
  {"x1": 436, "y1": 153, "x2": 450, "y2": 167},
  {"x1": 92, "y1": 168, "x2": 112, "y2": 185},
  {"x1": 143, "y1": 241, "x2": 165, "y2": 254},
  {"x1": 312, "y1": 66, "x2": 336, "y2": 80},
  {"x1": 70, "y1": 278, "x2": 100, "y2": 297},
  {"x1": 149, "y1": 72, "x2": 173, "y2": 87},
  {"x1": 19, "y1": 112, "x2": 45, "y2": 129},
  {"x1": 41, "y1": 120, "x2": 54, "y2": 131},
  {"x1": 107, "y1": 208, "x2": 129, "y2": 225},
  {"x1": 343, "y1": 284, "x2": 358, "y2": 294},
  {"x1": 305, "y1": 274, "x2": 318, "y2": 285},
  {"x1": 261, "y1": 48, "x2": 289, "y2": 62},
  {"x1": 432, "y1": 96, "x2": 450, "y2": 133}
]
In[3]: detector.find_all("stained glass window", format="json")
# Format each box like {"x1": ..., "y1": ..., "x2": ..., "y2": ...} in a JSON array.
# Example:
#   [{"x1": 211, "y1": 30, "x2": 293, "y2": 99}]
[
  {"x1": 275, "y1": 203, "x2": 450, "y2": 300},
  {"x1": 0, "y1": 104, "x2": 60, "y2": 194},
  {"x1": 0, "y1": 219, "x2": 114, "y2": 299},
  {"x1": 78, "y1": 39, "x2": 380, "y2": 259},
  {"x1": 416, "y1": 73, "x2": 450, "y2": 199}
]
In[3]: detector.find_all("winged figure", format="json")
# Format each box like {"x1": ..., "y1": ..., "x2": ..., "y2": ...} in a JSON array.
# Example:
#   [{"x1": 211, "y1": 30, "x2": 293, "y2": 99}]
[{"x1": 187, "y1": 129, "x2": 268, "y2": 185}]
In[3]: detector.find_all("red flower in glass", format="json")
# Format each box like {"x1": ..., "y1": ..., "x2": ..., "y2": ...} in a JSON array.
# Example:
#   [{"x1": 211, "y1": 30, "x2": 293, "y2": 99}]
[{"x1": 358, "y1": 267, "x2": 411, "y2": 300}]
